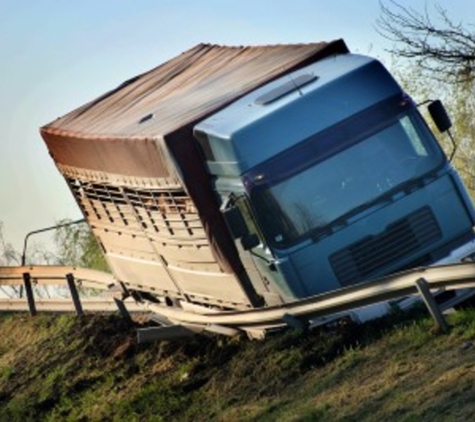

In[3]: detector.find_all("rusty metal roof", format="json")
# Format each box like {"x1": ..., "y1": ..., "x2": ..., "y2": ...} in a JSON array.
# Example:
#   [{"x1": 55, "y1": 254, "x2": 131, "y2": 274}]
[{"x1": 41, "y1": 40, "x2": 348, "y2": 139}]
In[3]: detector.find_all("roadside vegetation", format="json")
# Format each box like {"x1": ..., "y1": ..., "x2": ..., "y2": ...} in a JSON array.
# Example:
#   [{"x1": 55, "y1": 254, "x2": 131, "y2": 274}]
[
  {"x1": 0, "y1": 305, "x2": 475, "y2": 421},
  {"x1": 379, "y1": 1, "x2": 475, "y2": 198}
]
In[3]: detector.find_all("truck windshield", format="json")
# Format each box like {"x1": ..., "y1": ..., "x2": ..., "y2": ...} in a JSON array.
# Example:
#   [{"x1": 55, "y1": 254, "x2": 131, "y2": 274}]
[{"x1": 246, "y1": 97, "x2": 445, "y2": 248}]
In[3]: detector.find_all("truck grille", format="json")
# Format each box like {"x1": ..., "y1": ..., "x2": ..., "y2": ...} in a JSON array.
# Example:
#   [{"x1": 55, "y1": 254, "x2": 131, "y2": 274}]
[{"x1": 330, "y1": 206, "x2": 441, "y2": 286}]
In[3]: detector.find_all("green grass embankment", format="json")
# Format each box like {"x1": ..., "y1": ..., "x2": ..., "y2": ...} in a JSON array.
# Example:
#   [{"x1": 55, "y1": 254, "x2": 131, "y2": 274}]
[{"x1": 0, "y1": 306, "x2": 475, "y2": 421}]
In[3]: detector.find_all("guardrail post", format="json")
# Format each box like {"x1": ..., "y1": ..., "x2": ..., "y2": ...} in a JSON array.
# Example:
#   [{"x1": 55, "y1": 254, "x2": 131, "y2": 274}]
[
  {"x1": 22, "y1": 272, "x2": 36, "y2": 316},
  {"x1": 114, "y1": 298, "x2": 133, "y2": 324},
  {"x1": 66, "y1": 273, "x2": 84, "y2": 316},
  {"x1": 282, "y1": 313, "x2": 308, "y2": 332},
  {"x1": 415, "y1": 277, "x2": 449, "y2": 333}
]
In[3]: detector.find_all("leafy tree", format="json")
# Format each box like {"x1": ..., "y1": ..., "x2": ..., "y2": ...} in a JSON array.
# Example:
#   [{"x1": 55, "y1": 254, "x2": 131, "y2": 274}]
[
  {"x1": 390, "y1": 58, "x2": 475, "y2": 197},
  {"x1": 54, "y1": 220, "x2": 109, "y2": 272},
  {"x1": 0, "y1": 219, "x2": 109, "y2": 298},
  {"x1": 0, "y1": 219, "x2": 108, "y2": 271}
]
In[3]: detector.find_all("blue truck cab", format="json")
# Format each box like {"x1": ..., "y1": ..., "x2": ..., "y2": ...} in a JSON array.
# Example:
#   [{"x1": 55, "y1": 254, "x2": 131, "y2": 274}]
[{"x1": 194, "y1": 53, "x2": 475, "y2": 303}]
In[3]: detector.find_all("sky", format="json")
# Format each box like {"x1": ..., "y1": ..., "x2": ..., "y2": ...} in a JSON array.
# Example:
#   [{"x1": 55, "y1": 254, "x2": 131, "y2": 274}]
[{"x1": 1, "y1": 0, "x2": 474, "y2": 252}]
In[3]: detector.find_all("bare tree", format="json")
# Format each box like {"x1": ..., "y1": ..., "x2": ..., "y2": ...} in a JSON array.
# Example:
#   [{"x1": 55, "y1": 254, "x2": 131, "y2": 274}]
[
  {"x1": 0, "y1": 222, "x2": 20, "y2": 266},
  {"x1": 378, "y1": 1, "x2": 475, "y2": 81}
]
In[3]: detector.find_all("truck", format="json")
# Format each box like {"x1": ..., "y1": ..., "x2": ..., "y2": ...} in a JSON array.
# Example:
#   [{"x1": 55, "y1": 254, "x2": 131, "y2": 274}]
[{"x1": 40, "y1": 39, "x2": 475, "y2": 331}]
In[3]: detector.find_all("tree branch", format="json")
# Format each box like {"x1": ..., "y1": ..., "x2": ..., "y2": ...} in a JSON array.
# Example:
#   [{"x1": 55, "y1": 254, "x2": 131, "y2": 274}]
[{"x1": 377, "y1": 0, "x2": 475, "y2": 81}]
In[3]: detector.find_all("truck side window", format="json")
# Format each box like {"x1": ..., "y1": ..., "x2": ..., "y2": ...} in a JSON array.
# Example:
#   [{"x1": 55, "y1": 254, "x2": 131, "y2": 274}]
[
  {"x1": 400, "y1": 116, "x2": 428, "y2": 157},
  {"x1": 235, "y1": 196, "x2": 263, "y2": 242}
]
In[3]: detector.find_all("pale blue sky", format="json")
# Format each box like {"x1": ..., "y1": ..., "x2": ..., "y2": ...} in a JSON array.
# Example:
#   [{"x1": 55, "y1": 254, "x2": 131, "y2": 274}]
[{"x1": 1, "y1": 0, "x2": 474, "y2": 250}]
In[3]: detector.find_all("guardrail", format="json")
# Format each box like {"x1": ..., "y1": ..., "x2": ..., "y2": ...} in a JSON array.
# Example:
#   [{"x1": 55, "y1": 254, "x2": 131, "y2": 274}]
[
  {"x1": 0, "y1": 265, "x2": 125, "y2": 316},
  {"x1": 1, "y1": 263, "x2": 475, "y2": 340},
  {"x1": 144, "y1": 262, "x2": 475, "y2": 332},
  {"x1": 0, "y1": 297, "x2": 144, "y2": 313},
  {"x1": 0, "y1": 265, "x2": 116, "y2": 289}
]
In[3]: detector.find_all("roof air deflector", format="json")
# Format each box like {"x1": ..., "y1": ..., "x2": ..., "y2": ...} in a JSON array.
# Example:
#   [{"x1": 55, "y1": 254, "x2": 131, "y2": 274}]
[{"x1": 254, "y1": 73, "x2": 318, "y2": 105}]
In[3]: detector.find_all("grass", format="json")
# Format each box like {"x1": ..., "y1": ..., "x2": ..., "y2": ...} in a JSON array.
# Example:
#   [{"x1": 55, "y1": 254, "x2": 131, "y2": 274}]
[{"x1": 0, "y1": 305, "x2": 474, "y2": 421}]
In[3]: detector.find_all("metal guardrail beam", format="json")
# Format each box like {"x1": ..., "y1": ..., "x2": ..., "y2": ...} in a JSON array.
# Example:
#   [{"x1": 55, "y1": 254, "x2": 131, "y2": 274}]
[
  {"x1": 145, "y1": 263, "x2": 475, "y2": 330},
  {"x1": 1, "y1": 262, "x2": 475, "y2": 337},
  {"x1": 0, "y1": 297, "x2": 145, "y2": 313},
  {"x1": 0, "y1": 266, "x2": 116, "y2": 290},
  {"x1": 0, "y1": 266, "x2": 144, "y2": 315}
]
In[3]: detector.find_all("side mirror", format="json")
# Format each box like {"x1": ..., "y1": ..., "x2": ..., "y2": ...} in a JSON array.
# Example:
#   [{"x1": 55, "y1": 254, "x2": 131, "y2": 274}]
[
  {"x1": 222, "y1": 206, "x2": 260, "y2": 250},
  {"x1": 223, "y1": 207, "x2": 249, "y2": 239},
  {"x1": 428, "y1": 100, "x2": 452, "y2": 133},
  {"x1": 241, "y1": 233, "x2": 260, "y2": 250},
  {"x1": 427, "y1": 99, "x2": 457, "y2": 161}
]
